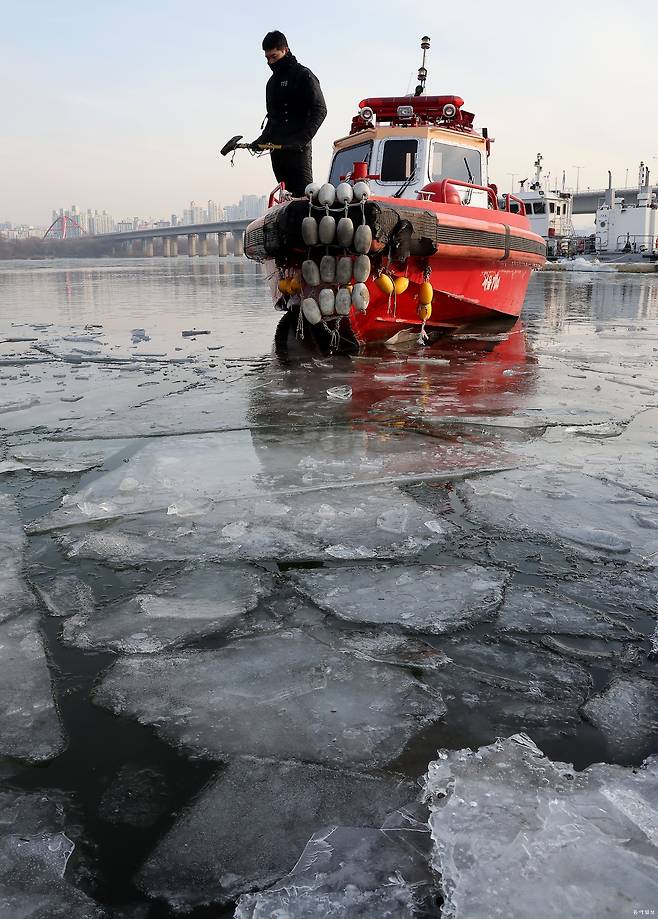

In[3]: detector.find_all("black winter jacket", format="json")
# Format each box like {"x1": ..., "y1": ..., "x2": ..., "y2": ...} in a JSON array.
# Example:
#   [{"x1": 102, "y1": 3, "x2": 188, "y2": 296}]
[{"x1": 256, "y1": 52, "x2": 327, "y2": 149}]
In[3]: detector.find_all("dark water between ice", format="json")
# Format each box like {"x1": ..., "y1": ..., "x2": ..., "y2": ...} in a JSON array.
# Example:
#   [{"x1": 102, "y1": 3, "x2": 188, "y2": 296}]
[{"x1": 0, "y1": 256, "x2": 657, "y2": 917}]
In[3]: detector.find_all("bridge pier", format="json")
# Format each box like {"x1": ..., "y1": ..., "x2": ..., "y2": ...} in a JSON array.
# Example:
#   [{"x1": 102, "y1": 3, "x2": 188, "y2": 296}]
[
  {"x1": 124, "y1": 240, "x2": 134, "y2": 257},
  {"x1": 198, "y1": 234, "x2": 208, "y2": 257},
  {"x1": 143, "y1": 238, "x2": 154, "y2": 257},
  {"x1": 163, "y1": 238, "x2": 172, "y2": 257},
  {"x1": 232, "y1": 231, "x2": 244, "y2": 257},
  {"x1": 217, "y1": 233, "x2": 228, "y2": 257},
  {"x1": 188, "y1": 234, "x2": 198, "y2": 257},
  {"x1": 171, "y1": 237, "x2": 179, "y2": 257}
]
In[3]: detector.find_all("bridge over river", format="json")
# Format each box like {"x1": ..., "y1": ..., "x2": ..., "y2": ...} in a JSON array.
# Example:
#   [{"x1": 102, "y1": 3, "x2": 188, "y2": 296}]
[{"x1": 91, "y1": 219, "x2": 251, "y2": 256}]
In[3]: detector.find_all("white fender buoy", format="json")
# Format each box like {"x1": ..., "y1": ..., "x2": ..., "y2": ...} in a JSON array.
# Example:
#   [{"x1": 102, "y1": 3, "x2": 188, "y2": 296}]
[
  {"x1": 354, "y1": 224, "x2": 373, "y2": 254},
  {"x1": 352, "y1": 282, "x2": 370, "y2": 313},
  {"x1": 320, "y1": 254, "x2": 336, "y2": 283},
  {"x1": 319, "y1": 288, "x2": 336, "y2": 316},
  {"x1": 353, "y1": 254, "x2": 371, "y2": 283},
  {"x1": 336, "y1": 256, "x2": 353, "y2": 285},
  {"x1": 335, "y1": 288, "x2": 352, "y2": 315},
  {"x1": 301, "y1": 216, "x2": 319, "y2": 246},
  {"x1": 336, "y1": 216, "x2": 355, "y2": 247},
  {"x1": 302, "y1": 259, "x2": 320, "y2": 286},
  {"x1": 319, "y1": 214, "x2": 336, "y2": 244},
  {"x1": 305, "y1": 182, "x2": 321, "y2": 199},
  {"x1": 302, "y1": 297, "x2": 322, "y2": 324},
  {"x1": 352, "y1": 181, "x2": 371, "y2": 201},
  {"x1": 317, "y1": 183, "x2": 336, "y2": 207},
  {"x1": 336, "y1": 182, "x2": 354, "y2": 205}
]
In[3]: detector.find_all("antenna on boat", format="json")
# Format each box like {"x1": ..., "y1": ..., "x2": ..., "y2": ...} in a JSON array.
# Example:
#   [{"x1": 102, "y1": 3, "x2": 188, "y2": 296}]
[{"x1": 414, "y1": 36, "x2": 431, "y2": 96}]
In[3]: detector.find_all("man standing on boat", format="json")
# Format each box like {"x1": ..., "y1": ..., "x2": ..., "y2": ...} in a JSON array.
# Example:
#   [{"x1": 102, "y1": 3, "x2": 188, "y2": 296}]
[{"x1": 251, "y1": 31, "x2": 327, "y2": 197}]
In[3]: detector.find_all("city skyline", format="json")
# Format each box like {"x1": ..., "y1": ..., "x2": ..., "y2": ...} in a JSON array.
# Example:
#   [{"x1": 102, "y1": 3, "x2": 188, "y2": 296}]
[{"x1": 4, "y1": 1, "x2": 656, "y2": 226}]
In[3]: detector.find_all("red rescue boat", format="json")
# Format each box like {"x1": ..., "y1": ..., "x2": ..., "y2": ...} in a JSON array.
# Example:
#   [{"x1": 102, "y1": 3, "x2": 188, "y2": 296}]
[{"x1": 244, "y1": 39, "x2": 545, "y2": 349}]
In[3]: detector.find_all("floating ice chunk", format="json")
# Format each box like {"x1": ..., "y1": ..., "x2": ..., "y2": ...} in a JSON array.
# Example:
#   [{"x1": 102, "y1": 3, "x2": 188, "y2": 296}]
[
  {"x1": 235, "y1": 823, "x2": 439, "y2": 919},
  {"x1": 137, "y1": 757, "x2": 418, "y2": 910},
  {"x1": 62, "y1": 563, "x2": 273, "y2": 653},
  {"x1": 497, "y1": 584, "x2": 641, "y2": 639},
  {"x1": 582, "y1": 677, "x2": 658, "y2": 760},
  {"x1": 31, "y1": 574, "x2": 95, "y2": 619},
  {"x1": 0, "y1": 395, "x2": 40, "y2": 413},
  {"x1": 0, "y1": 493, "x2": 35, "y2": 622},
  {"x1": 93, "y1": 630, "x2": 444, "y2": 767},
  {"x1": 0, "y1": 615, "x2": 66, "y2": 762},
  {"x1": 422, "y1": 639, "x2": 591, "y2": 737},
  {"x1": 0, "y1": 788, "x2": 105, "y2": 917},
  {"x1": 326, "y1": 385, "x2": 352, "y2": 401},
  {"x1": 461, "y1": 466, "x2": 658, "y2": 562},
  {"x1": 290, "y1": 564, "x2": 507, "y2": 634},
  {"x1": 424, "y1": 734, "x2": 658, "y2": 919}
]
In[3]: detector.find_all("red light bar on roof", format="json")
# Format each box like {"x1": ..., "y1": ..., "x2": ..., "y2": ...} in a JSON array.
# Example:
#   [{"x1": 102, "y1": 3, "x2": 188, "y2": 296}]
[{"x1": 358, "y1": 95, "x2": 465, "y2": 119}]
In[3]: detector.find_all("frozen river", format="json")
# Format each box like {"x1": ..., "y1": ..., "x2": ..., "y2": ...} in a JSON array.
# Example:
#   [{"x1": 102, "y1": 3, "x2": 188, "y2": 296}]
[{"x1": 0, "y1": 256, "x2": 657, "y2": 917}]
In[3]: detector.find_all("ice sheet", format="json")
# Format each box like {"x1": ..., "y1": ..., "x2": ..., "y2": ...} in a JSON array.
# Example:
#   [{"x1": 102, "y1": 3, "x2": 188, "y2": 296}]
[
  {"x1": 137, "y1": 757, "x2": 417, "y2": 910},
  {"x1": 93, "y1": 629, "x2": 445, "y2": 767},
  {"x1": 424, "y1": 734, "x2": 658, "y2": 919},
  {"x1": 582, "y1": 677, "x2": 658, "y2": 760},
  {"x1": 0, "y1": 615, "x2": 66, "y2": 762},
  {"x1": 61, "y1": 563, "x2": 274, "y2": 652},
  {"x1": 289, "y1": 563, "x2": 507, "y2": 634},
  {"x1": 31, "y1": 426, "x2": 512, "y2": 533},
  {"x1": 31, "y1": 574, "x2": 95, "y2": 619},
  {"x1": 58, "y1": 485, "x2": 453, "y2": 565}
]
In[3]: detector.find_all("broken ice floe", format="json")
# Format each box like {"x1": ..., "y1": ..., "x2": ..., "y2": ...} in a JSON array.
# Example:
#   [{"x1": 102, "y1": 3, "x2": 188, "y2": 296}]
[
  {"x1": 289, "y1": 563, "x2": 507, "y2": 634},
  {"x1": 234, "y1": 823, "x2": 439, "y2": 919},
  {"x1": 422, "y1": 639, "x2": 591, "y2": 738},
  {"x1": 93, "y1": 629, "x2": 445, "y2": 767},
  {"x1": 0, "y1": 493, "x2": 35, "y2": 622},
  {"x1": 582, "y1": 676, "x2": 658, "y2": 761},
  {"x1": 496, "y1": 583, "x2": 644, "y2": 640},
  {"x1": 460, "y1": 465, "x2": 658, "y2": 561},
  {"x1": 57, "y1": 485, "x2": 453, "y2": 565},
  {"x1": 0, "y1": 615, "x2": 66, "y2": 763},
  {"x1": 0, "y1": 788, "x2": 105, "y2": 917},
  {"x1": 61, "y1": 563, "x2": 274, "y2": 653},
  {"x1": 31, "y1": 574, "x2": 95, "y2": 619},
  {"x1": 137, "y1": 757, "x2": 418, "y2": 910},
  {"x1": 424, "y1": 734, "x2": 658, "y2": 919}
]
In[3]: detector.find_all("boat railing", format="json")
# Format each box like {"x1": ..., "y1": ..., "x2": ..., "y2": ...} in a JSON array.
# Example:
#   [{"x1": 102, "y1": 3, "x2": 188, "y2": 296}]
[
  {"x1": 503, "y1": 193, "x2": 527, "y2": 216},
  {"x1": 268, "y1": 182, "x2": 288, "y2": 208}
]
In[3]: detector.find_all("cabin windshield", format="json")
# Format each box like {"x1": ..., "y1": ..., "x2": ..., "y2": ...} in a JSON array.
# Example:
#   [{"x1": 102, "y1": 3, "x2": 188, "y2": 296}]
[
  {"x1": 329, "y1": 142, "x2": 372, "y2": 184},
  {"x1": 431, "y1": 142, "x2": 481, "y2": 184},
  {"x1": 380, "y1": 139, "x2": 418, "y2": 181}
]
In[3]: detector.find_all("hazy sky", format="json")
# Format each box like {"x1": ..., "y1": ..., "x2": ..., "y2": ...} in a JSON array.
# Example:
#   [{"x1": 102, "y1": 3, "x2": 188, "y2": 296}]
[{"x1": 3, "y1": 0, "x2": 657, "y2": 225}]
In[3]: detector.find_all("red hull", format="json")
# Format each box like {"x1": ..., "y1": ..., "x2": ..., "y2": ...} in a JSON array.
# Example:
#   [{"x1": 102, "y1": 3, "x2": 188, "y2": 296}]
[{"x1": 349, "y1": 196, "x2": 543, "y2": 345}]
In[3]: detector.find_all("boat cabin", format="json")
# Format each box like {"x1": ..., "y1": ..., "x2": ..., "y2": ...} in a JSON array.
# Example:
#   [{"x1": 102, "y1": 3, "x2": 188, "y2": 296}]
[
  {"x1": 328, "y1": 95, "x2": 491, "y2": 209},
  {"x1": 507, "y1": 154, "x2": 574, "y2": 255}
]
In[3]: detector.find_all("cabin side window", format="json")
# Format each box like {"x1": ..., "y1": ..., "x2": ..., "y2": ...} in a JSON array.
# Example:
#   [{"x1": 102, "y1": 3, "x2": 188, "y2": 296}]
[
  {"x1": 379, "y1": 139, "x2": 418, "y2": 182},
  {"x1": 329, "y1": 142, "x2": 372, "y2": 185},
  {"x1": 431, "y1": 143, "x2": 482, "y2": 184},
  {"x1": 533, "y1": 201, "x2": 546, "y2": 214}
]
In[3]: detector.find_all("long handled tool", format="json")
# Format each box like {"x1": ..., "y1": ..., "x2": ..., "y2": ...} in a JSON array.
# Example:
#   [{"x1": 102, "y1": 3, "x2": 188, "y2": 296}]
[{"x1": 220, "y1": 134, "x2": 283, "y2": 156}]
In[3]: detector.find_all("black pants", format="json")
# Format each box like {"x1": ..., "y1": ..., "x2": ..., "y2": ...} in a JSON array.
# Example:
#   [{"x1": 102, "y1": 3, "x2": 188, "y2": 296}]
[{"x1": 270, "y1": 145, "x2": 313, "y2": 197}]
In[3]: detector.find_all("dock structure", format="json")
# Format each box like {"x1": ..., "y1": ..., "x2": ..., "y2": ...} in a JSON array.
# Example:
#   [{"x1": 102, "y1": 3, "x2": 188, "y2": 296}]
[{"x1": 94, "y1": 219, "x2": 250, "y2": 257}]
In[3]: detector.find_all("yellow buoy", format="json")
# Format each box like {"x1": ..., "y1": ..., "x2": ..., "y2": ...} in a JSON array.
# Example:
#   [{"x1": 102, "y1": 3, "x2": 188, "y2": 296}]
[
  {"x1": 288, "y1": 276, "x2": 302, "y2": 294},
  {"x1": 419, "y1": 280, "x2": 434, "y2": 305},
  {"x1": 417, "y1": 303, "x2": 432, "y2": 321},
  {"x1": 394, "y1": 277, "x2": 409, "y2": 295},
  {"x1": 376, "y1": 273, "x2": 394, "y2": 296},
  {"x1": 278, "y1": 278, "x2": 291, "y2": 295}
]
